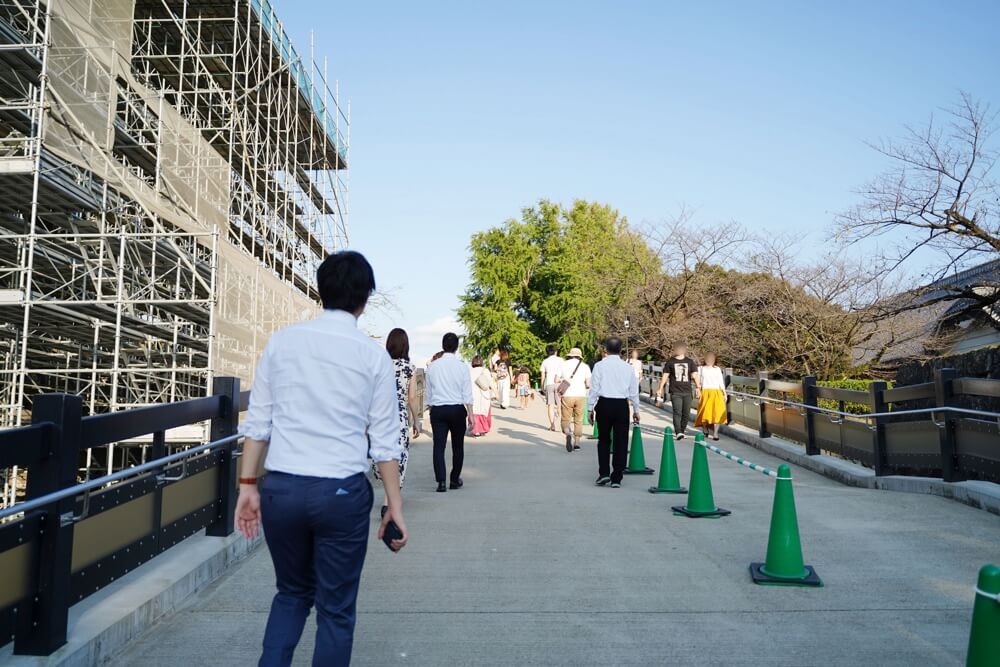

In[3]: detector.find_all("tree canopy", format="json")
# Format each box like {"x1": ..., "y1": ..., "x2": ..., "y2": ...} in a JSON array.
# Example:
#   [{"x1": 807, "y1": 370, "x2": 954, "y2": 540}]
[{"x1": 458, "y1": 200, "x2": 652, "y2": 371}]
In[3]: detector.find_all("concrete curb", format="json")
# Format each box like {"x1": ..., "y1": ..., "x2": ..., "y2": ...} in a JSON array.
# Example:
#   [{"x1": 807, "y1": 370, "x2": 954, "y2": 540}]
[
  {"x1": 0, "y1": 530, "x2": 262, "y2": 667},
  {"x1": 641, "y1": 395, "x2": 1000, "y2": 516}
]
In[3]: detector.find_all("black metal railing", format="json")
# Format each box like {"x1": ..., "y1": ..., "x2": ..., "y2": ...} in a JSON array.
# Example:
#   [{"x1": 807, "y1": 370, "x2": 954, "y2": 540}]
[
  {"x1": 641, "y1": 365, "x2": 1000, "y2": 484},
  {"x1": 0, "y1": 377, "x2": 249, "y2": 656}
]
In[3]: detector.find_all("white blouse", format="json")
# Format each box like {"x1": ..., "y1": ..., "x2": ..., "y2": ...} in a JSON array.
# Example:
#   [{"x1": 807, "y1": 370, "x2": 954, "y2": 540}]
[{"x1": 698, "y1": 366, "x2": 726, "y2": 391}]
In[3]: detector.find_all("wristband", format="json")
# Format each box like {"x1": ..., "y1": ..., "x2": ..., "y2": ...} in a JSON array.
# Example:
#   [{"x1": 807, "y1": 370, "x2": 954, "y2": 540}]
[{"x1": 238, "y1": 476, "x2": 258, "y2": 485}]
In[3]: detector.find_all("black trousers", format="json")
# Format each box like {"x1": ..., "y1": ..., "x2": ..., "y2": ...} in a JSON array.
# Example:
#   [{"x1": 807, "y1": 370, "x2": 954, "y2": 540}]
[
  {"x1": 430, "y1": 404, "x2": 466, "y2": 483},
  {"x1": 671, "y1": 391, "x2": 693, "y2": 433},
  {"x1": 596, "y1": 398, "x2": 629, "y2": 483}
]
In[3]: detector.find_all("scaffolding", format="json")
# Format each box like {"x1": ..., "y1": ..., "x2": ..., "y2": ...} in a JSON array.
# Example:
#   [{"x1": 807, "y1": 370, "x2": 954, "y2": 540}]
[{"x1": 0, "y1": 0, "x2": 349, "y2": 506}]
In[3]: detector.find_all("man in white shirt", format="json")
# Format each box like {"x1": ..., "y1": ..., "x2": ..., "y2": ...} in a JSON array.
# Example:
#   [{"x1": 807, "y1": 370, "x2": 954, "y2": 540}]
[
  {"x1": 539, "y1": 344, "x2": 565, "y2": 431},
  {"x1": 588, "y1": 337, "x2": 640, "y2": 488},
  {"x1": 236, "y1": 251, "x2": 408, "y2": 667},
  {"x1": 555, "y1": 347, "x2": 591, "y2": 452},
  {"x1": 424, "y1": 332, "x2": 474, "y2": 493}
]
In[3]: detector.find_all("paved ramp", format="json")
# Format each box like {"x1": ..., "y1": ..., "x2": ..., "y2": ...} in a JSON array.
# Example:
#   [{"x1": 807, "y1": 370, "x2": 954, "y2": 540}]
[{"x1": 110, "y1": 401, "x2": 998, "y2": 666}]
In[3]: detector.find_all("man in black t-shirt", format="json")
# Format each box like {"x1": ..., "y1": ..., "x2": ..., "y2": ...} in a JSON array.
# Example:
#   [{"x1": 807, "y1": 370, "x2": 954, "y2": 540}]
[{"x1": 655, "y1": 343, "x2": 699, "y2": 438}]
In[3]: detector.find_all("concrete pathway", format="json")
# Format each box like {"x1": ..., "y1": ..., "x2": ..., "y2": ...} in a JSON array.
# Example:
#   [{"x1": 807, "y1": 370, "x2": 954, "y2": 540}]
[{"x1": 110, "y1": 400, "x2": 999, "y2": 666}]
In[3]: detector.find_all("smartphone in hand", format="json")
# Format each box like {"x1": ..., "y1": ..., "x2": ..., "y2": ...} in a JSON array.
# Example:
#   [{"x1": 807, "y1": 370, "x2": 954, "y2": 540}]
[{"x1": 382, "y1": 520, "x2": 403, "y2": 552}]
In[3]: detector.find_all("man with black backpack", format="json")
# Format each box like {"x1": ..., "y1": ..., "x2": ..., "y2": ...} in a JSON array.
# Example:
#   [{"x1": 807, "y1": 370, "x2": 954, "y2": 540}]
[{"x1": 555, "y1": 347, "x2": 592, "y2": 452}]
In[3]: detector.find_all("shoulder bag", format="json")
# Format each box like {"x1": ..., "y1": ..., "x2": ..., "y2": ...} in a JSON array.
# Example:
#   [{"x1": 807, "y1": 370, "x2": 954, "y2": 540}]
[{"x1": 556, "y1": 359, "x2": 583, "y2": 396}]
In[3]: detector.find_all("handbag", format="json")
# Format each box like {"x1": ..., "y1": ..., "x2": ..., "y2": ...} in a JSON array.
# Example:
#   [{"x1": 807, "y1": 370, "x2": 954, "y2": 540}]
[
  {"x1": 556, "y1": 359, "x2": 583, "y2": 396},
  {"x1": 474, "y1": 369, "x2": 492, "y2": 391}
]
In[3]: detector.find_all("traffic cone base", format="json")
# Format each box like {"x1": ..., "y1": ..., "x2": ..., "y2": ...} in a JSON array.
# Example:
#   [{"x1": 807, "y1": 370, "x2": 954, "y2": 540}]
[
  {"x1": 649, "y1": 427, "x2": 686, "y2": 493},
  {"x1": 671, "y1": 505, "x2": 731, "y2": 518},
  {"x1": 749, "y1": 562, "x2": 822, "y2": 587},
  {"x1": 648, "y1": 485, "x2": 687, "y2": 494}
]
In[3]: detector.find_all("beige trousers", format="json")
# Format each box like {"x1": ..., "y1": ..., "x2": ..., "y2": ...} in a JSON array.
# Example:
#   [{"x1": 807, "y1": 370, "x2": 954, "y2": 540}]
[{"x1": 560, "y1": 396, "x2": 586, "y2": 438}]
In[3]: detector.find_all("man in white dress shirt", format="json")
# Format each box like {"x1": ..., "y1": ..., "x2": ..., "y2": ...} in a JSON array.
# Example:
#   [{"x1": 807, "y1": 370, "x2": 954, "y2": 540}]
[
  {"x1": 236, "y1": 251, "x2": 407, "y2": 667},
  {"x1": 540, "y1": 344, "x2": 565, "y2": 431},
  {"x1": 424, "y1": 332, "x2": 474, "y2": 492},
  {"x1": 588, "y1": 337, "x2": 640, "y2": 488}
]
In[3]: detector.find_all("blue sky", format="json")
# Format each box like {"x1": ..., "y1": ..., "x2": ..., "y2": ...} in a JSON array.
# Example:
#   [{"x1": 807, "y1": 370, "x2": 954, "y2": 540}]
[{"x1": 282, "y1": 0, "x2": 1000, "y2": 363}]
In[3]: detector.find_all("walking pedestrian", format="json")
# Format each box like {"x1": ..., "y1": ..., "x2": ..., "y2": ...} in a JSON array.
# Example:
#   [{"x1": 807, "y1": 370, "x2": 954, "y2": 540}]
[
  {"x1": 628, "y1": 349, "x2": 644, "y2": 384},
  {"x1": 655, "y1": 343, "x2": 699, "y2": 439},
  {"x1": 540, "y1": 344, "x2": 564, "y2": 431},
  {"x1": 556, "y1": 347, "x2": 591, "y2": 452},
  {"x1": 470, "y1": 355, "x2": 494, "y2": 436},
  {"x1": 425, "y1": 332, "x2": 474, "y2": 493},
  {"x1": 371, "y1": 328, "x2": 420, "y2": 517},
  {"x1": 695, "y1": 353, "x2": 728, "y2": 441},
  {"x1": 515, "y1": 366, "x2": 531, "y2": 409},
  {"x1": 236, "y1": 251, "x2": 408, "y2": 667},
  {"x1": 495, "y1": 350, "x2": 512, "y2": 409},
  {"x1": 588, "y1": 337, "x2": 640, "y2": 488}
]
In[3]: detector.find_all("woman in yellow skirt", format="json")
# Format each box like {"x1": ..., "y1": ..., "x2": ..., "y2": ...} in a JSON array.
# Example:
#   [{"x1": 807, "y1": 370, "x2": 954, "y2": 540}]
[{"x1": 695, "y1": 353, "x2": 727, "y2": 441}]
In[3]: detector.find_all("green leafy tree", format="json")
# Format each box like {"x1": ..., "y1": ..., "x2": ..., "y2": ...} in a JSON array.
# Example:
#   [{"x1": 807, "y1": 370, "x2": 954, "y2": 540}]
[{"x1": 458, "y1": 199, "x2": 651, "y2": 370}]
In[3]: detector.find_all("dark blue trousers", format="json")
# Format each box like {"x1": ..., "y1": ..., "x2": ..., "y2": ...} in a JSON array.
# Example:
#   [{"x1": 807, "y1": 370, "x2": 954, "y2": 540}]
[{"x1": 259, "y1": 471, "x2": 373, "y2": 667}]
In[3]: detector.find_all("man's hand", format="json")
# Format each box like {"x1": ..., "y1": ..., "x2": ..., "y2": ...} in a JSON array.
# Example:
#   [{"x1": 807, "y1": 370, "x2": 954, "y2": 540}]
[
  {"x1": 467, "y1": 415, "x2": 475, "y2": 430},
  {"x1": 633, "y1": 411, "x2": 641, "y2": 424},
  {"x1": 588, "y1": 411, "x2": 595, "y2": 425},
  {"x1": 378, "y1": 505, "x2": 408, "y2": 553},
  {"x1": 412, "y1": 422, "x2": 421, "y2": 439},
  {"x1": 235, "y1": 485, "x2": 261, "y2": 539}
]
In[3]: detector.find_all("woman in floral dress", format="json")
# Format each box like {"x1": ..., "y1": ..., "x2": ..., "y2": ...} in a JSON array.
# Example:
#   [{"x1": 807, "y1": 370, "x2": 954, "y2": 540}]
[{"x1": 373, "y1": 328, "x2": 420, "y2": 516}]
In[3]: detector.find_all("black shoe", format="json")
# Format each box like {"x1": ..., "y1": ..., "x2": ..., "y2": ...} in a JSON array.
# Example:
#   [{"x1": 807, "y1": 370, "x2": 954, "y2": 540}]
[
  {"x1": 449, "y1": 478, "x2": 464, "y2": 490},
  {"x1": 712, "y1": 435, "x2": 720, "y2": 441},
  {"x1": 565, "y1": 434, "x2": 573, "y2": 452},
  {"x1": 573, "y1": 444, "x2": 581, "y2": 451},
  {"x1": 436, "y1": 482, "x2": 447, "y2": 493},
  {"x1": 610, "y1": 481, "x2": 622, "y2": 488},
  {"x1": 380, "y1": 505, "x2": 388, "y2": 519},
  {"x1": 595, "y1": 476, "x2": 611, "y2": 486},
  {"x1": 677, "y1": 433, "x2": 686, "y2": 440}
]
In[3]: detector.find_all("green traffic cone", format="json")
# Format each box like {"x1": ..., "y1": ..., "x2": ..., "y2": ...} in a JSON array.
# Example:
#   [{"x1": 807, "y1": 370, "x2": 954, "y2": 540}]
[
  {"x1": 749, "y1": 464, "x2": 822, "y2": 586},
  {"x1": 672, "y1": 433, "x2": 730, "y2": 518},
  {"x1": 967, "y1": 564, "x2": 1000, "y2": 666},
  {"x1": 649, "y1": 427, "x2": 687, "y2": 493},
  {"x1": 624, "y1": 424, "x2": 654, "y2": 475}
]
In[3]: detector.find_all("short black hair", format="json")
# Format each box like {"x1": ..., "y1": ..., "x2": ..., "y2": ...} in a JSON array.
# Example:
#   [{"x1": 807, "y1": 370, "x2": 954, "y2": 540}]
[
  {"x1": 442, "y1": 332, "x2": 460, "y2": 353},
  {"x1": 604, "y1": 337, "x2": 623, "y2": 355},
  {"x1": 317, "y1": 251, "x2": 375, "y2": 313},
  {"x1": 471, "y1": 355, "x2": 484, "y2": 368},
  {"x1": 546, "y1": 344, "x2": 557, "y2": 356}
]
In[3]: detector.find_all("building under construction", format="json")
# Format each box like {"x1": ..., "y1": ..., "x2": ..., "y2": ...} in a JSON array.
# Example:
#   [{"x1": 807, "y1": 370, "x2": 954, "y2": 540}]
[{"x1": 0, "y1": 0, "x2": 349, "y2": 504}]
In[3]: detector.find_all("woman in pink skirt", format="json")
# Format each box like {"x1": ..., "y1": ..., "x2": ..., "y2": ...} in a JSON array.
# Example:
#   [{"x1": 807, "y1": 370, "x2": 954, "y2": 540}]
[{"x1": 469, "y1": 355, "x2": 494, "y2": 436}]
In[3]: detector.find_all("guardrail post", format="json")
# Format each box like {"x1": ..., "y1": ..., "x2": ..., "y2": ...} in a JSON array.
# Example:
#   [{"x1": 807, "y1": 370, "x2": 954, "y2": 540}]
[
  {"x1": 724, "y1": 367, "x2": 734, "y2": 425},
  {"x1": 206, "y1": 377, "x2": 240, "y2": 537},
  {"x1": 934, "y1": 368, "x2": 962, "y2": 482},
  {"x1": 870, "y1": 381, "x2": 888, "y2": 476},
  {"x1": 15, "y1": 394, "x2": 81, "y2": 655},
  {"x1": 802, "y1": 375, "x2": 819, "y2": 455},
  {"x1": 758, "y1": 372, "x2": 771, "y2": 438}
]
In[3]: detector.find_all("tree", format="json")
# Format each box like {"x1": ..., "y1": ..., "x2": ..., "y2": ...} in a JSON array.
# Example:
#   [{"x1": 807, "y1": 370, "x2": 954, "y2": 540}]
[
  {"x1": 458, "y1": 199, "x2": 651, "y2": 370},
  {"x1": 837, "y1": 92, "x2": 999, "y2": 317}
]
